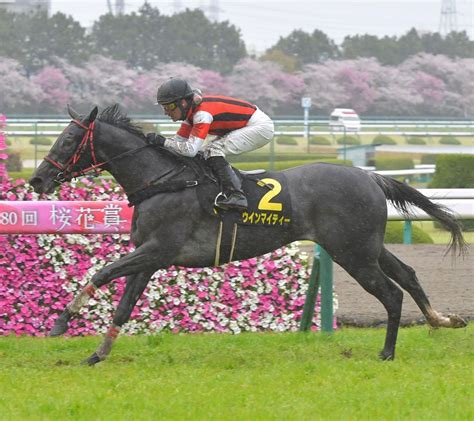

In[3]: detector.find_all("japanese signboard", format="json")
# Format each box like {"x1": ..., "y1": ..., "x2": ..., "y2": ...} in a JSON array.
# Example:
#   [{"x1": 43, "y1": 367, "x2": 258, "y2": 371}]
[{"x1": 0, "y1": 201, "x2": 132, "y2": 234}]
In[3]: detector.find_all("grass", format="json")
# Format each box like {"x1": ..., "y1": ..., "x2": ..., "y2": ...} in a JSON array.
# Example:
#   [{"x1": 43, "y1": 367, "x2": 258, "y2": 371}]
[{"x1": 0, "y1": 325, "x2": 472, "y2": 420}]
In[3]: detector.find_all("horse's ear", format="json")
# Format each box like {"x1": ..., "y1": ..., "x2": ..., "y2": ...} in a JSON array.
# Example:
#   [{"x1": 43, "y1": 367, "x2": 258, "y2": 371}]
[
  {"x1": 88, "y1": 106, "x2": 98, "y2": 123},
  {"x1": 67, "y1": 104, "x2": 80, "y2": 120}
]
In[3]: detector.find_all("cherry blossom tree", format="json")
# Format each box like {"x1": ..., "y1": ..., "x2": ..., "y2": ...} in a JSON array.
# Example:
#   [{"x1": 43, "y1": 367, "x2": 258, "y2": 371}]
[
  {"x1": 0, "y1": 115, "x2": 7, "y2": 180},
  {"x1": 401, "y1": 54, "x2": 473, "y2": 116},
  {"x1": 299, "y1": 63, "x2": 348, "y2": 114},
  {"x1": 198, "y1": 70, "x2": 231, "y2": 95},
  {"x1": 0, "y1": 52, "x2": 472, "y2": 117},
  {"x1": 226, "y1": 58, "x2": 305, "y2": 113},
  {"x1": 449, "y1": 59, "x2": 474, "y2": 117},
  {"x1": 412, "y1": 71, "x2": 446, "y2": 114},
  {"x1": 300, "y1": 59, "x2": 381, "y2": 114},
  {"x1": 52, "y1": 55, "x2": 142, "y2": 112},
  {"x1": 331, "y1": 60, "x2": 378, "y2": 113},
  {"x1": 370, "y1": 66, "x2": 422, "y2": 116},
  {"x1": 0, "y1": 58, "x2": 43, "y2": 113},
  {"x1": 31, "y1": 67, "x2": 70, "y2": 112}
]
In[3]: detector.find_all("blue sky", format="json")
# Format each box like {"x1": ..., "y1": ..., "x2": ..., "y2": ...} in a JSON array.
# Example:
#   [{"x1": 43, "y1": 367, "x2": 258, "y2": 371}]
[{"x1": 50, "y1": 0, "x2": 473, "y2": 53}]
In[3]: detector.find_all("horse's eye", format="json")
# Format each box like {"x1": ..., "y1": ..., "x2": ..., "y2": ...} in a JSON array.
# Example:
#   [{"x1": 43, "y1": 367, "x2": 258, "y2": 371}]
[{"x1": 62, "y1": 133, "x2": 77, "y2": 148}]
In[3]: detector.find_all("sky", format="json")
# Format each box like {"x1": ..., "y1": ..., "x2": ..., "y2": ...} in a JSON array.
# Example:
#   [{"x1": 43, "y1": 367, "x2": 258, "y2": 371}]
[{"x1": 50, "y1": 0, "x2": 474, "y2": 53}]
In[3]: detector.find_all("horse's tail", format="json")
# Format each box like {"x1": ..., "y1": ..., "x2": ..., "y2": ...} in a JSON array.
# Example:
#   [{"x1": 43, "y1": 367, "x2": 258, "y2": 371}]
[{"x1": 370, "y1": 172, "x2": 467, "y2": 256}]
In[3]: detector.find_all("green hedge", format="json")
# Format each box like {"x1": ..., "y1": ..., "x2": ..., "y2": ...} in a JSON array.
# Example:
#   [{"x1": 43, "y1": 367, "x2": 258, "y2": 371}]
[
  {"x1": 234, "y1": 159, "x2": 352, "y2": 171},
  {"x1": 384, "y1": 222, "x2": 434, "y2": 244},
  {"x1": 375, "y1": 158, "x2": 414, "y2": 170},
  {"x1": 275, "y1": 136, "x2": 298, "y2": 146},
  {"x1": 29, "y1": 136, "x2": 52, "y2": 146},
  {"x1": 372, "y1": 135, "x2": 396, "y2": 145},
  {"x1": 439, "y1": 136, "x2": 461, "y2": 145},
  {"x1": 336, "y1": 136, "x2": 360, "y2": 145},
  {"x1": 430, "y1": 155, "x2": 474, "y2": 231},
  {"x1": 228, "y1": 153, "x2": 336, "y2": 163},
  {"x1": 6, "y1": 153, "x2": 22, "y2": 172},
  {"x1": 420, "y1": 155, "x2": 438, "y2": 165},
  {"x1": 430, "y1": 155, "x2": 474, "y2": 188},
  {"x1": 406, "y1": 137, "x2": 426, "y2": 145},
  {"x1": 8, "y1": 169, "x2": 34, "y2": 180},
  {"x1": 309, "y1": 136, "x2": 331, "y2": 145}
]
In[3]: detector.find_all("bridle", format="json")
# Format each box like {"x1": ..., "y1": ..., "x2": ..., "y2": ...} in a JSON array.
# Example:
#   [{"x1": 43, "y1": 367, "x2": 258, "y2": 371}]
[
  {"x1": 42, "y1": 116, "x2": 203, "y2": 204},
  {"x1": 44, "y1": 119, "x2": 103, "y2": 183},
  {"x1": 44, "y1": 119, "x2": 150, "y2": 184}
]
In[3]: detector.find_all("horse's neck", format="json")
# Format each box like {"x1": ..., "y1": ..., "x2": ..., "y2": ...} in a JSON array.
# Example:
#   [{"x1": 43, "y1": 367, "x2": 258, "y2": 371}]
[{"x1": 96, "y1": 124, "x2": 178, "y2": 195}]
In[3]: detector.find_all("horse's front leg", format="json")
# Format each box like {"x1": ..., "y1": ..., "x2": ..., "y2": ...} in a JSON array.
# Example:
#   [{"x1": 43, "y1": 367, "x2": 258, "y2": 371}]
[
  {"x1": 50, "y1": 242, "x2": 159, "y2": 337},
  {"x1": 82, "y1": 271, "x2": 153, "y2": 366}
]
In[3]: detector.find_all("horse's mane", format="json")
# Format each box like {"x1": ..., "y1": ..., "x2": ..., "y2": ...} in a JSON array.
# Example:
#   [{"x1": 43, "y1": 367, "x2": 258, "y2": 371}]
[
  {"x1": 98, "y1": 104, "x2": 145, "y2": 138},
  {"x1": 97, "y1": 103, "x2": 204, "y2": 173}
]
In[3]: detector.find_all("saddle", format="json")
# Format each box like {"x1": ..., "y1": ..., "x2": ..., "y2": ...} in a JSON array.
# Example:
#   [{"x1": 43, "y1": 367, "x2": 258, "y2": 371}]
[
  {"x1": 128, "y1": 152, "x2": 292, "y2": 225},
  {"x1": 127, "y1": 150, "x2": 293, "y2": 265},
  {"x1": 126, "y1": 151, "x2": 213, "y2": 206}
]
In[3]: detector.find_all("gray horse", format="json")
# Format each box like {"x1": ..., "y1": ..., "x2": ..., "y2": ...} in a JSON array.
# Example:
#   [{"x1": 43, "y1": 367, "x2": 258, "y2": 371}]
[{"x1": 29, "y1": 105, "x2": 467, "y2": 365}]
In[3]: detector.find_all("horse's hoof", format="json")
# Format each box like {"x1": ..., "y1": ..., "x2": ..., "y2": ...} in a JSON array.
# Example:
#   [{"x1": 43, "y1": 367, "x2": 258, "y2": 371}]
[
  {"x1": 379, "y1": 351, "x2": 395, "y2": 361},
  {"x1": 49, "y1": 309, "x2": 72, "y2": 337},
  {"x1": 449, "y1": 314, "x2": 467, "y2": 328},
  {"x1": 81, "y1": 352, "x2": 103, "y2": 366}
]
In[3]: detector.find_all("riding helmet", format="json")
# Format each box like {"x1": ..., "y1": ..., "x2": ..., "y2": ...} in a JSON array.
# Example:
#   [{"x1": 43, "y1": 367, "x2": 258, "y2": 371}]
[{"x1": 156, "y1": 78, "x2": 194, "y2": 105}]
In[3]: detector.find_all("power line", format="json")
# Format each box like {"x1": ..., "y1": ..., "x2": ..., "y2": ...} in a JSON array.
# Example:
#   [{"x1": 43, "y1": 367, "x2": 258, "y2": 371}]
[
  {"x1": 208, "y1": 0, "x2": 219, "y2": 21},
  {"x1": 173, "y1": 0, "x2": 182, "y2": 14},
  {"x1": 439, "y1": 0, "x2": 458, "y2": 34},
  {"x1": 105, "y1": 0, "x2": 125, "y2": 15}
]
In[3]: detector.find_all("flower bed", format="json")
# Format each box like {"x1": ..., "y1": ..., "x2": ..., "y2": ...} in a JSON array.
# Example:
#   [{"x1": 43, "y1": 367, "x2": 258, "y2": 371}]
[{"x1": 0, "y1": 178, "x2": 337, "y2": 336}]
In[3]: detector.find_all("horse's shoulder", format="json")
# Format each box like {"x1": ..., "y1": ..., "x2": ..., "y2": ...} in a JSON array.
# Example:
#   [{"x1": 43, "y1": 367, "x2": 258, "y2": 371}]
[{"x1": 160, "y1": 148, "x2": 212, "y2": 178}]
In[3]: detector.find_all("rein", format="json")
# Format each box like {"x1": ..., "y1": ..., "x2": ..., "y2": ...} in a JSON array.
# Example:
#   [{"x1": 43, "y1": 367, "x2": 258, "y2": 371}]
[
  {"x1": 44, "y1": 117, "x2": 203, "y2": 205},
  {"x1": 44, "y1": 119, "x2": 149, "y2": 184}
]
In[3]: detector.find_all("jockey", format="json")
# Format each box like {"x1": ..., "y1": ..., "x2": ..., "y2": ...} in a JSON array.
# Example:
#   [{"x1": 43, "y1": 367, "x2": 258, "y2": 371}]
[{"x1": 146, "y1": 78, "x2": 275, "y2": 211}]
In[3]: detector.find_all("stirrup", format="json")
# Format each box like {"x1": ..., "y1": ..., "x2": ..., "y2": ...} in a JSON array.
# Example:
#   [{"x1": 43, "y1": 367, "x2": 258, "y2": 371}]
[
  {"x1": 214, "y1": 192, "x2": 228, "y2": 208},
  {"x1": 214, "y1": 192, "x2": 248, "y2": 211}
]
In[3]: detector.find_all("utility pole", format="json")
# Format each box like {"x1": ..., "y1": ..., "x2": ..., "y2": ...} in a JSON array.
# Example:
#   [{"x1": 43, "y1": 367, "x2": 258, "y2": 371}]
[
  {"x1": 173, "y1": 0, "x2": 183, "y2": 14},
  {"x1": 115, "y1": 0, "x2": 125, "y2": 15},
  {"x1": 209, "y1": 0, "x2": 219, "y2": 21},
  {"x1": 198, "y1": 0, "x2": 221, "y2": 21},
  {"x1": 106, "y1": 0, "x2": 124, "y2": 15},
  {"x1": 439, "y1": 0, "x2": 458, "y2": 35}
]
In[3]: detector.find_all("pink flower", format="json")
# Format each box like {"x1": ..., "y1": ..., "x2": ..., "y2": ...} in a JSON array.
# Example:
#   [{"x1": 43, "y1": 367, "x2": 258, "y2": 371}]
[{"x1": 0, "y1": 176, "x2": 335, "y2": 336}]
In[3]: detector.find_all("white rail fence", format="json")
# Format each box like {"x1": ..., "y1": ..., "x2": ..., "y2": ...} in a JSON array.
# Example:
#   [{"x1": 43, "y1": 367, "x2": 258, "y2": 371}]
[
  {"x1": 5, "y1": 118, "x2": 474, "y2": 137},
  {"x1": 386, "y1": 189, "x2": 474, "y2": 244}
]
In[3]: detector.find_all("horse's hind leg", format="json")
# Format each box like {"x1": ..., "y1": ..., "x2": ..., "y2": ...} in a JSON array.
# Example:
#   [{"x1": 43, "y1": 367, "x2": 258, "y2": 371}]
[
  {"x1": 82, "y1": 271, "x2": 152, "y2": 366},
  {"x1": 378, "y1": 247, "x2": 466, "y2": 329},
  {"x1": 341, "y1": 261, "x2": 404, "y2": 360}
]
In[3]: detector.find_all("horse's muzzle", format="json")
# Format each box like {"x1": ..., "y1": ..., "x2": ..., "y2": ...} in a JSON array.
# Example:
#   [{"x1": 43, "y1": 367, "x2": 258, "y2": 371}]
[
  {"x1": 28, "y1": 176, "x2": 44, "y2": 193},
  {"x1": 29, "y1": 175, "x2": 56, "y2": 194}
]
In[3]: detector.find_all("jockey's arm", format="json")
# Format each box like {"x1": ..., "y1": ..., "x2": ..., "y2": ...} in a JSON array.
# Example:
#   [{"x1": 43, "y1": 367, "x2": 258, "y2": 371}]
[
  {"x1": 163, "y1": 134, "x2": 203, "y2": 157},
  {"x1": 163, "y1": 110, "x2": 212, "y2": 157}
]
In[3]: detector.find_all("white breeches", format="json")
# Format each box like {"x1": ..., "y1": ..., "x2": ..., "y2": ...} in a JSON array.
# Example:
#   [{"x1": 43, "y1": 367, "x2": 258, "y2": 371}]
[{"x1": 202, "y1": 108, "x2": 274, "y2": 158}]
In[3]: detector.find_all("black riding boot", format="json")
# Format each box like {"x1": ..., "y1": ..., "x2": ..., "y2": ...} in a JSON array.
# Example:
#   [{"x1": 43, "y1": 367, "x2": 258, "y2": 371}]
[{"x1": 207, "y1": 156, "x2": 248, "y2": 210}]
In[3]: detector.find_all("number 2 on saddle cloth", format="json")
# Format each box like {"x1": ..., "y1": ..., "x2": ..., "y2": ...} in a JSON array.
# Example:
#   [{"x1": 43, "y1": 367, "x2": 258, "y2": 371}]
[
  {"x1": 198, "y1": 172, "x2": 293, "y2": 227},
  {"x1": 197, "y1": 172, "x2": 294, "y2": 265}
]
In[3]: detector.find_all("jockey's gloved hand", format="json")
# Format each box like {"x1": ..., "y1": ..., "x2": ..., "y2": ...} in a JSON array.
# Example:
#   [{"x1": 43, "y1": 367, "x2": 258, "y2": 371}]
[{"x1": 145, "y1": 133, "x2": 166, "y2": 147}]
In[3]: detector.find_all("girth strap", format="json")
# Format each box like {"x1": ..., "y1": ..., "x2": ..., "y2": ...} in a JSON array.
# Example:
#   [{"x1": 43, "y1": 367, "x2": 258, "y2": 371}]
[{"x1": 214, "y1": 220, "x2": 238, "y2": 266}]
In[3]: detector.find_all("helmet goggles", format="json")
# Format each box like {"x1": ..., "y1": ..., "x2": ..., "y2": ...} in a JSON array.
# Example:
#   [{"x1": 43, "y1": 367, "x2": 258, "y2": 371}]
[{"x1": 161, "y1": 102, "x2": 178, "y2": 113}]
